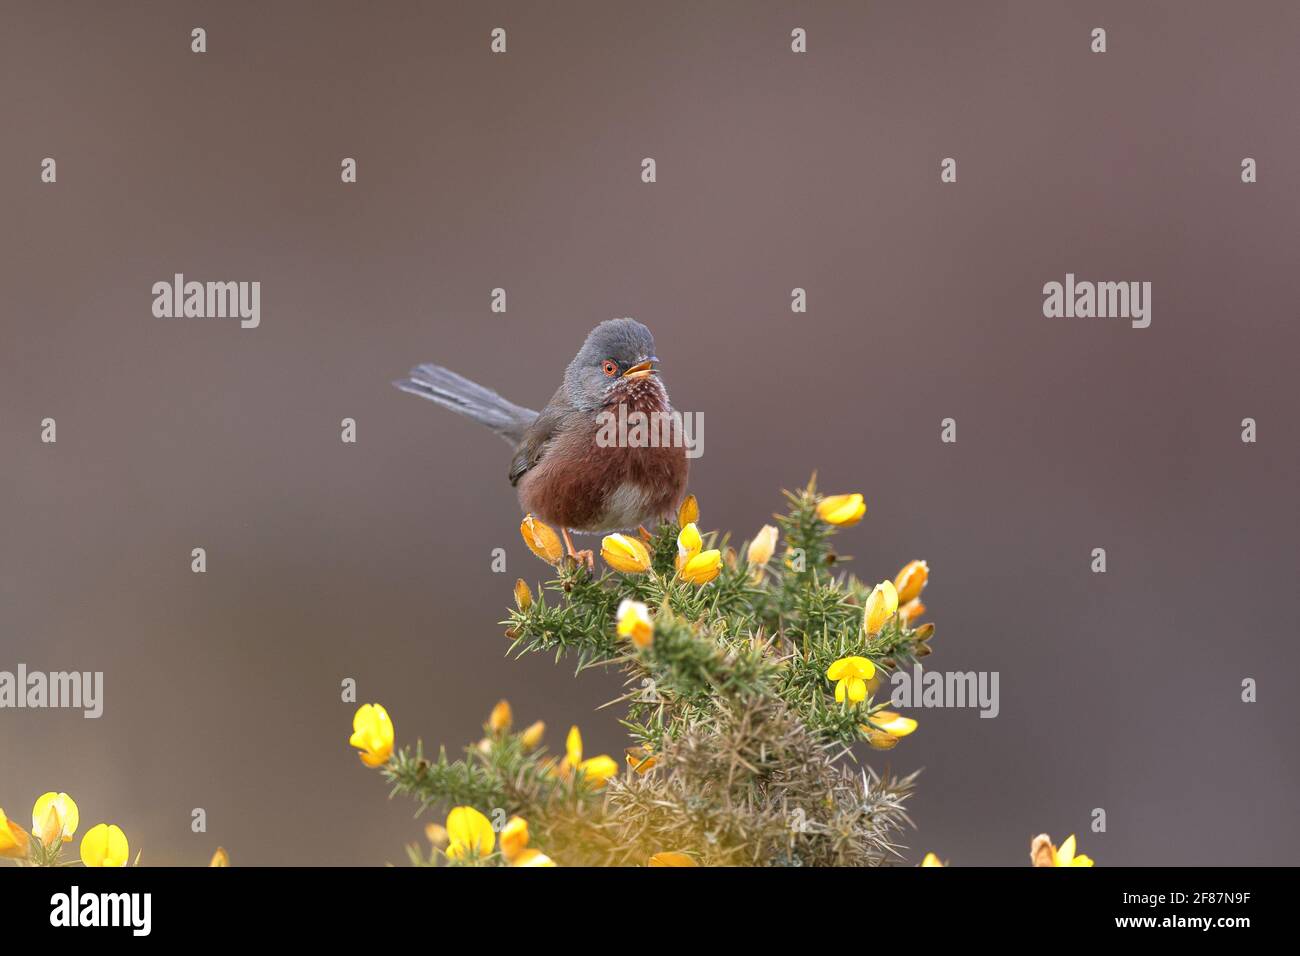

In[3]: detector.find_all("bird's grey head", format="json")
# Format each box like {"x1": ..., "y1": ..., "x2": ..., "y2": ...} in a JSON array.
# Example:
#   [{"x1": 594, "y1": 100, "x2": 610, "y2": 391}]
[{"x1": 564, "y1": 318, "x2": 661, "y2": 411}]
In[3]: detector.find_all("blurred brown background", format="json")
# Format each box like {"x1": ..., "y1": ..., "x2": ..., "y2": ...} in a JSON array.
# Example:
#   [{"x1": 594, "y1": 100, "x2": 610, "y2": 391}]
[{"x1": 2, "y1": 1, "x2": 1297, "y2": 865}]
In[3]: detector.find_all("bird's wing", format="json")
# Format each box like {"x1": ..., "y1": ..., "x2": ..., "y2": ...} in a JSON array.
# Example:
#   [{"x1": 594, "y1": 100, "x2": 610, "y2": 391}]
[{"x1": 508, "y1": 387, "x2": 571, "y2": 486}]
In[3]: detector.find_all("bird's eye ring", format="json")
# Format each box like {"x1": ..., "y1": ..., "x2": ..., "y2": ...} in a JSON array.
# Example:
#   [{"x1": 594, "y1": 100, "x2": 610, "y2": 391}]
[{"x1": 601, "y1": 359, "x2": 618, "y2": 377}]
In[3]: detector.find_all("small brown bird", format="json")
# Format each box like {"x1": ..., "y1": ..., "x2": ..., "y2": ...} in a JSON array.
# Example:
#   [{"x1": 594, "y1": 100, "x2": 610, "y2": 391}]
[{"x1": 394, "y1": 319, "x2": 689, "y2": 563}]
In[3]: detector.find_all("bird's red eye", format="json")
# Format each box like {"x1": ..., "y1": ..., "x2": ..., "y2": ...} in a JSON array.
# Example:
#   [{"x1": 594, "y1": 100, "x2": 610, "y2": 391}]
[{"x1": 601, "y1": 359, "x2": 618, "y2": 377}]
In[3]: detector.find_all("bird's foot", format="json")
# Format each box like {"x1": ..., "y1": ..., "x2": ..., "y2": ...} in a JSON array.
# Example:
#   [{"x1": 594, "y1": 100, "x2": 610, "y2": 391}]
[{"x1": 561, "y1": 528, "x2": 596, "y2": 571}]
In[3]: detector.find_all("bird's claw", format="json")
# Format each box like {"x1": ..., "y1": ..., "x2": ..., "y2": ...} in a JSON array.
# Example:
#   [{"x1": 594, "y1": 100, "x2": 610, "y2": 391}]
[{"x1": 560, "y1": 527, "x2": 595, "y2": 571}]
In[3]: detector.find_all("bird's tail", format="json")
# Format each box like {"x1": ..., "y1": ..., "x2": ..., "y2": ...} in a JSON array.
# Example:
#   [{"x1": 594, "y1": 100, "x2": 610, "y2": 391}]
[{"x1": 393, "y1": 363, "x2": 537, "y2": 444}]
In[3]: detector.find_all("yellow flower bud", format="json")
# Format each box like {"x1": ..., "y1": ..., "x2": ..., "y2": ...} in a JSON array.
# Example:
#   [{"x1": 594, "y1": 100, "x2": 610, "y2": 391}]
[
  {"x1": 1031, "y1": 833, "x2": 1094, "y2": 867},
  {"x1": 921, "y1": 852, "x2": 945, "y2": 867},
  {"x1": 817, "y1": 493, "x2": 866, "y2": 527},
  {"x1": 562, "y1": 726, "x2": 619, "y2": 788},
  {"x1": 601, "y1": 533, "x2": 652, "y2": 573},
  {"x1": 1054, "y1": 834, "x2": 1094, "y2": 867},
  {"x1": 913, "y1": 622, "x2": 935, "y2": 642},
  {"x1": 617, "y1": 599, "x2": 654, "y2": 649},
  {"x1": 625, "y1": 745, "x2": 658, "y2": 774},
  {"x1": 209, "y1": 846, "x2": 230, "y2": 867},
  {"x1": 520, "y1": 720, "x2": 545, "y2": 751},
  {"x1": 566, "y1": 725, "x2": 584, "y2": 766},
  {"x1": 520, "y1": 514, "x2": 564, "y2": 565},
  {"x1": 894, "y1": 560, "x2": 929, "y2": 605},
  {"x1": 862, "y1": 728, "x2": 899, "y2": 750},
  {"x1": 488, "y1": 699, "x2": 512, "y2": 734},
  {"x1": 512, "y1": 848, "x2": 557, "y2": 866},
  {"x1": 746, "y1": 525, "x2": 779, "y2": 567},
  {"x1": 424, "y1": 823, "x2": 449, "y2": 848},
  {"x1": 499, "y1": 816, "x2": 530, "y2": 863},
  {"x1": 79, "y1": 823, "x2": 129, "y2": 868},
  {"x1": 32, "y1": 792, "x2": 78, "y2": 847},
  {"x1": 900, "y1": 598, "x2": 926, "y2": 625},
  {"x1": 349, "y1": 703, "x2": 394, "y2": 768},
  {"x1": 677, "y1": 494, "x2": 699, "y2": 527},
  {"x1": 0, "y1": 808, "x2": 31, "y2": 860},
  {"x1": 577, "y1": 754, "x2": 619, "y2": 787},
  {"x1": 513, "y1": 578, "x2": 533, "y2": 611},
  {"x1": 864, "y1": 709, "x2": 918, "y2": 738},
  {"x1": 648, "y1": 851, "x2": 698, "y2": 867},
  {"x1": 445, "y1": 806, "x2": 495, "y2": 860},
  {"x1": 863, "y1": 580, "x2": 899, "y2": 634},
  {"x1": 1030, "y1": 834, "x2": 1056, "y2": 867}
]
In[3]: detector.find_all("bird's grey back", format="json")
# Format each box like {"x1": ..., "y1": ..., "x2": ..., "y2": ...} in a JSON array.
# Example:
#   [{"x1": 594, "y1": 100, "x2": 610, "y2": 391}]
[{"x1": 393, "y1": 363, "x2": 537, "y2": 445}]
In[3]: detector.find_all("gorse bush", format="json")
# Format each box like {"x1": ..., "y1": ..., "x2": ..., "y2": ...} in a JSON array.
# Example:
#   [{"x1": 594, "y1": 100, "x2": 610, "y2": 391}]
[
  {"x1": 2, "y1": 482, "x2": 1094, "y2": 870},
  {"x1": 361, "y1": 477, "x2": 942, "y2": 867}
]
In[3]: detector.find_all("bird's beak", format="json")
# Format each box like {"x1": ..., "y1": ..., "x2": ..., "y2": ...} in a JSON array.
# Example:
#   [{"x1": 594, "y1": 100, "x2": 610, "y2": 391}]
[{"x1": 622, "y1": 359, "x2": 657, "y2": 380}]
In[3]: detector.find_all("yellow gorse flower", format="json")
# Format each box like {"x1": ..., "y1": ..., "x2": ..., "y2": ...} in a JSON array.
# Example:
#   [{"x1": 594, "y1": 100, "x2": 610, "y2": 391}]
[
  {"x1": 625, "y1": 744, "x2": 658, "y2": 774},
  {"x1": 862, "y1": 728, "x2": 899, "y2": 750},
  {"x1": 489, "y1": 699, "x2": 513, "y2": 734},
  {"x1": 564, "y1": 726, "x2": 619, "y2": 787},
  {"x1": 444, "y1": 806, "x2": 495, "y2": 860},
  {"x1": 520, "y1": 514, "x2": 564, "y2": 565},
  {"x1": 676, "y1": 522, "x2": 703, "y2": 570},
  {"x1": 79, "y1": 823, "x2": 129, "y2": 867},
  {"x1": 826, "y1": 656, "x2": 876, "y2": 704},
  {"x1": 861, "y1": 709, "x2": 917, "y2": 747},
  {"x1": 0, "y1": 807, "x2": 31, "y2": 859},
  {"x1": 499, "y1": 816, "x2": 530, "y2": 863},
  {"x1": 513, "y1": 848, "x2": 557, "y2": 866},
  {"x1": 863, "y1": 580, "x2": 899, "y2": 634},
  {"x1": 349, "y1": 702, "x2": 394, "y2": 768},
  {"x1": 648, "y1": 851, "x2": 698, "y2": 867},
  {"x1": 862, "y1": 709, "x2": 918, "y2": 738},
  {"x1": 678, "y1": 549, "x2": 722, "y2": 585},
  {"x1": 1050, "y1": 834, "x2": 1094, "y2": 867},
  {"x1": 601, "y1": 533, "x2": 652, "y2": 573},
  {"x1": 921, "y1": 852, "x2": 945, "y2": 867},
  {"x1": 32, "y1": 792, "x2": 79, "y2": 847},
  {"x1": 674, "y1": 521, "x2": 722, "y2": 584},
  {"x1": 677, "y1": 494, "x2": 699, "y2": 527},
  {"x1": 746, "y1": 525, "x2": 779, "y2": 567},
  {"x1": 894, "y1": 560, "x2": 929, "y2": 605},
  {"x1": 617, "y1": 599, "x2": 654, "y2": 649},
  {"x1": 817, "y1": 493, "x2": 866, "y2": 526},
  {"x1": 209, "y1": 846, "x2": 230, "y2": 866},
  {"x1": 495, "y1": 815, "x2": 556, "y2": 866}
]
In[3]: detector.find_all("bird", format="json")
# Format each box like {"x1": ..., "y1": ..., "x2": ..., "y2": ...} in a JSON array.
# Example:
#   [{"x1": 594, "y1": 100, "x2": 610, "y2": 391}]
[{"x1": 394, "y1": 318, "x2": 690, "y2": 565}]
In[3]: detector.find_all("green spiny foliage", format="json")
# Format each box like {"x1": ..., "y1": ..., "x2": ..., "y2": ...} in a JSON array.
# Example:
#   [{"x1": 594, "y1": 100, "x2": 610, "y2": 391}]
[{"x1": 380, "y1": 477, "x2": 935, "y2": 866}]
